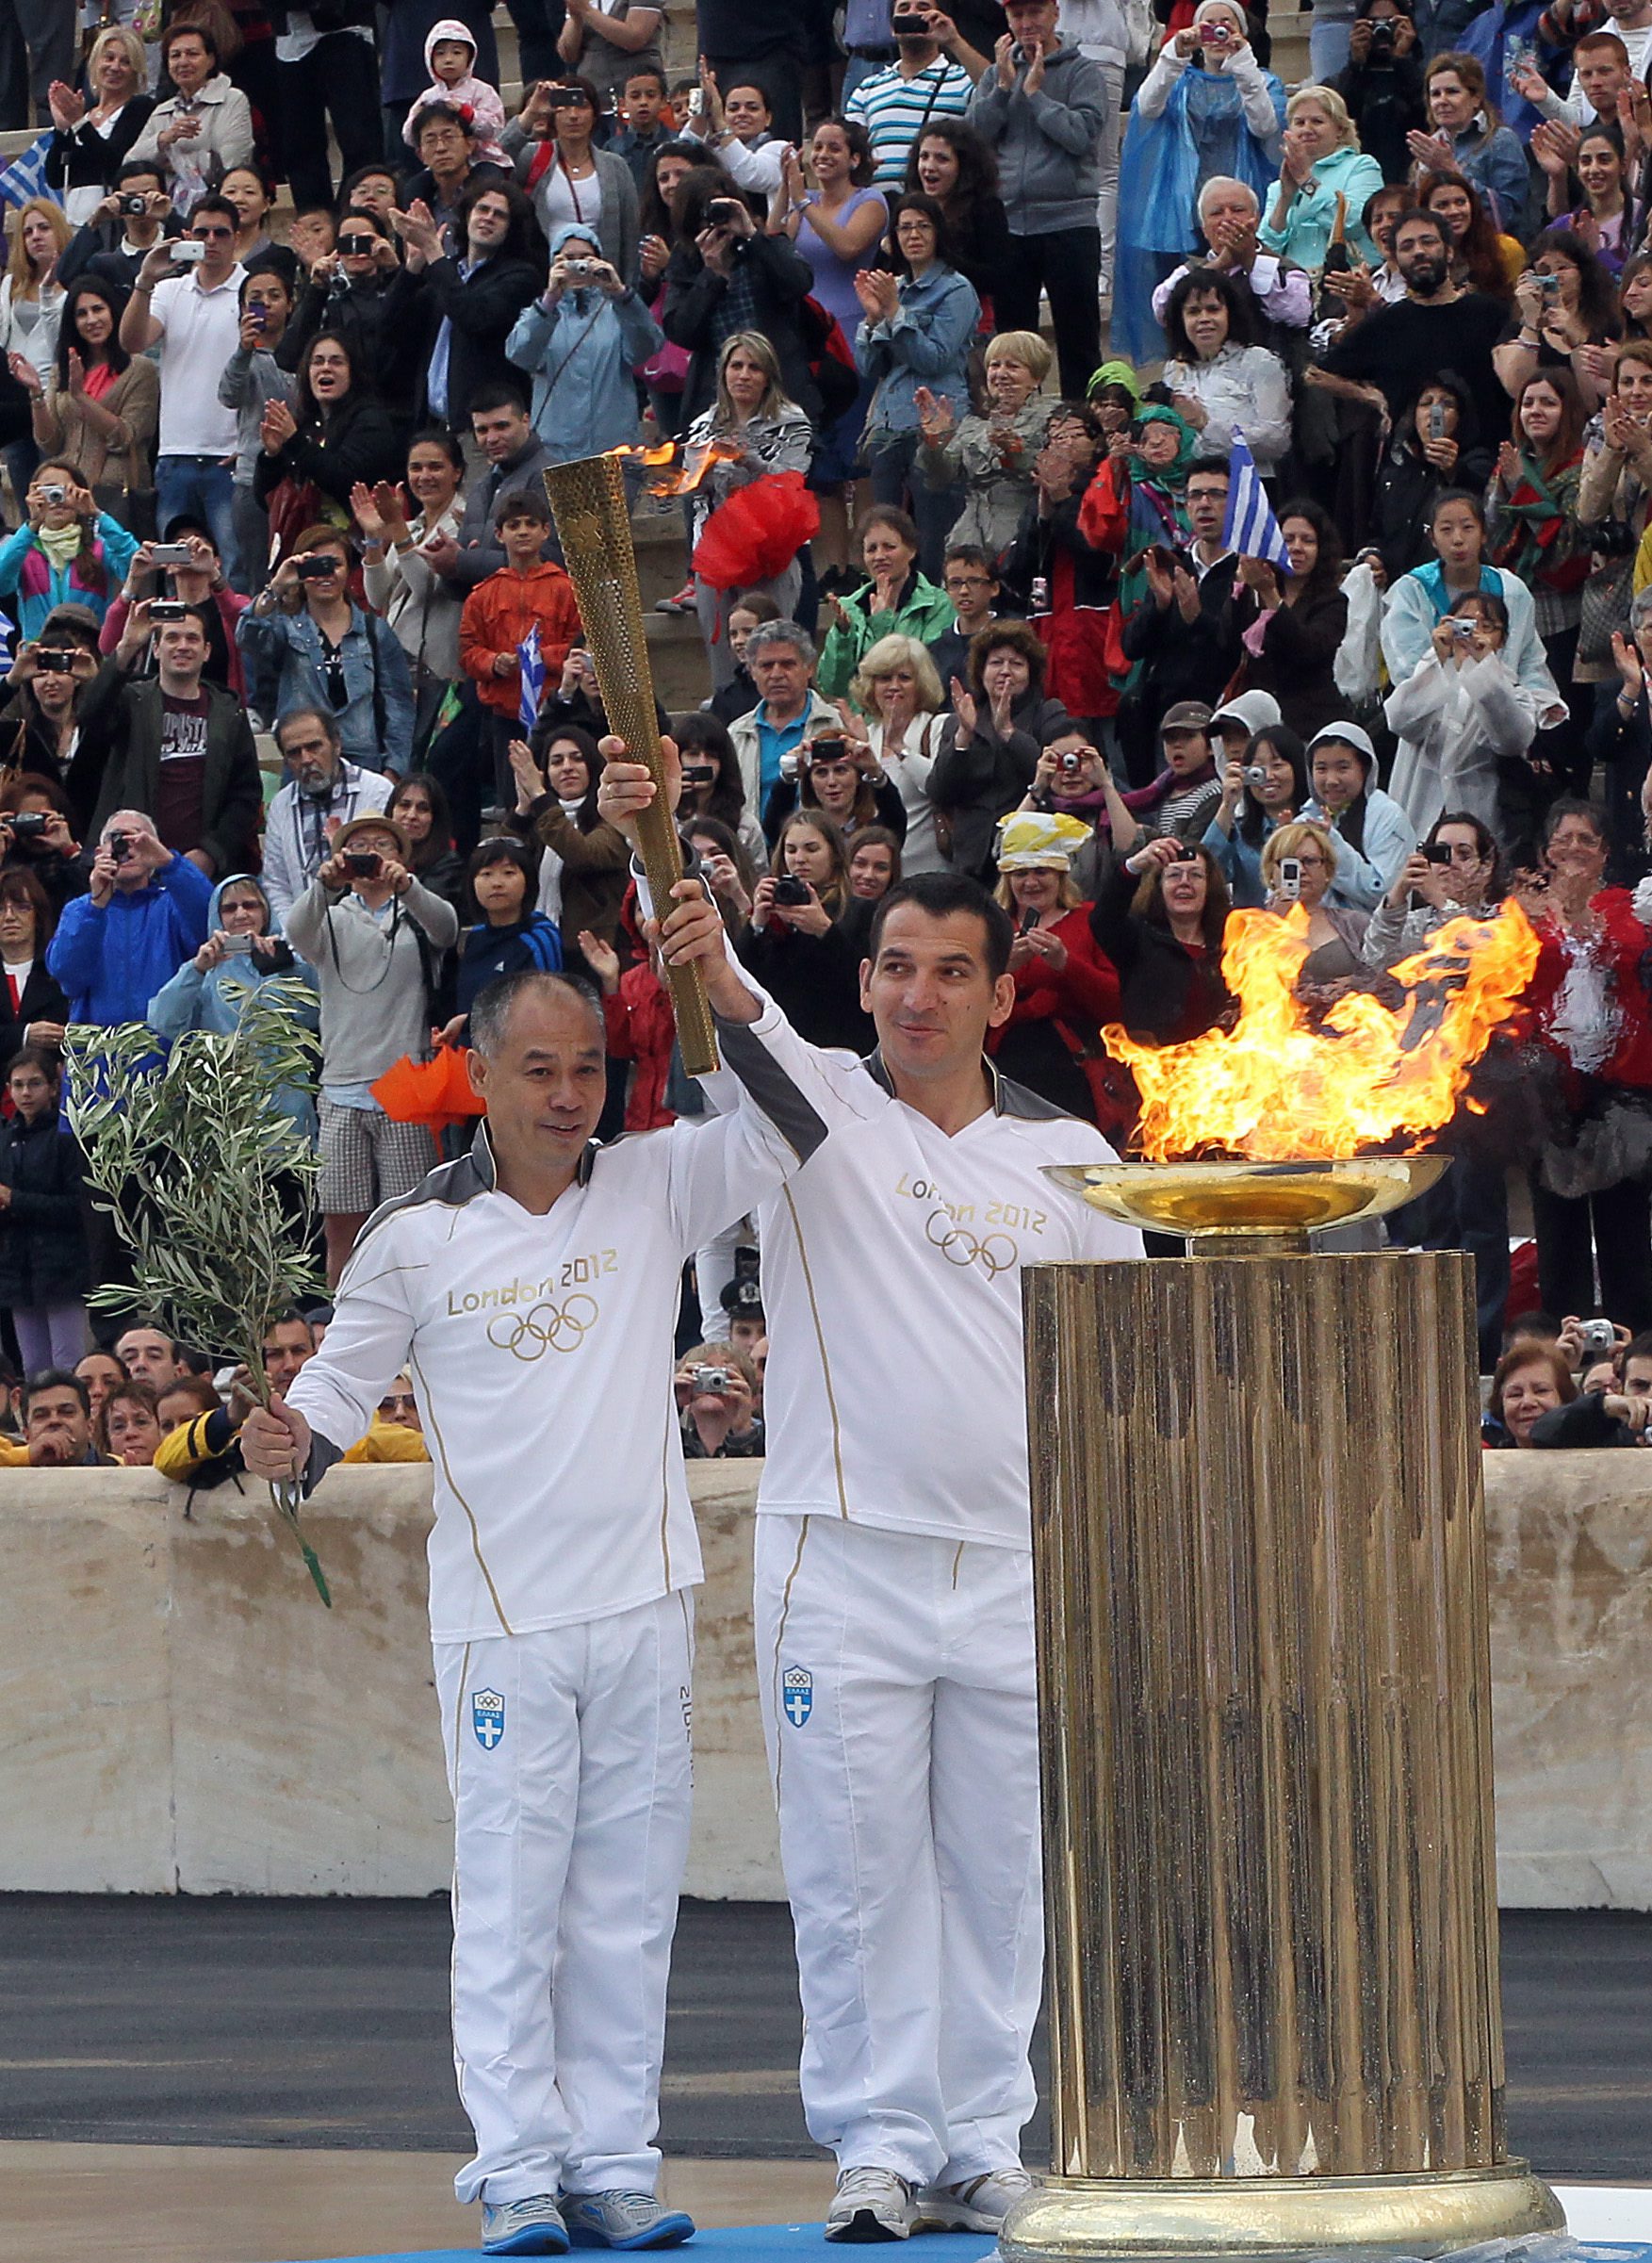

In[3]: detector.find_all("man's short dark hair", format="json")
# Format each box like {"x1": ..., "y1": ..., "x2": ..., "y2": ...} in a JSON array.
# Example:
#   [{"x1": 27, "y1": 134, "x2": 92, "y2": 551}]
[
  {"x1": 263, "y1": 1306, "x2": 316, "y2": 1344},
  {"x1": 25, "y1": 1369, "x2": 90, "y2": 1418},
  {"x1": 868, "y1": 872, "x2": 1014, "y2": 983},
  {"x1": 118, "y1": 158, "x2": 165, "y2": 189},
  {"x1": 470, "y1": 969, "x2": 604, "y2": 1058},
  {"x1": 469, "y1": 382, "x2": 529, "y2": 419},
  {"x1": 275, "y1": 705, "x2": 341, "y2": 753},
  {"x1": 416, "y1": 100, "x2": 475, "y2": 142},
  {"x1": 1394, "y1": 205, "x2": 1448, "y2": 247},
  {"x1": 943, "y1": 542, "x2": 997, "y2": 576},
  {"x1": 1186, "y1": 462, "x2": 1231, "y2": 487},
  {"x1": 190, "y1": 193, "x2": 239, "y2": 236}
]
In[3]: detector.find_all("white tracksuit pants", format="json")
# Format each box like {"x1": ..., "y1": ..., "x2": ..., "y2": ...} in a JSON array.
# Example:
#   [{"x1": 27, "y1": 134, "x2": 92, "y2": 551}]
[
  {"x1": 754, "y1": 1515, "x2": 1042, "y2": 2189},
  {"x1": 433, "y1": 1593, "x2": 695, "y2": 2207}
]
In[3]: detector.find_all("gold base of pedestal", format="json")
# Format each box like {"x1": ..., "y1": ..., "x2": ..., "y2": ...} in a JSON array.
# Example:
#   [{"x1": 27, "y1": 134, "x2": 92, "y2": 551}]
[{"x1": 999, "y1": 2165, "x2": 1565, "y2": 2263}]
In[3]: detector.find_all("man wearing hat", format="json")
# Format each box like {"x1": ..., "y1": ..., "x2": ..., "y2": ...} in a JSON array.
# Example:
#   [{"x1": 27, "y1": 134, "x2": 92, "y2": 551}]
[{"x1": 284, "y1": 807, "x2": 460, "y2": 1283}]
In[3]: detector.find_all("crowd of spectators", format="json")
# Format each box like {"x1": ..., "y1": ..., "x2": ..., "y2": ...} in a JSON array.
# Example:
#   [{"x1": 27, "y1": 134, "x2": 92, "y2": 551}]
[{"x1": 10, "y1": 0, "x2": 1652, "y2": 1458}]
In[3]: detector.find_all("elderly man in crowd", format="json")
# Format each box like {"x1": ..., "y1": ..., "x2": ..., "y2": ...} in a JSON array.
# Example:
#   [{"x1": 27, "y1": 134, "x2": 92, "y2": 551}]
[
  {"x1": 1150, "y1": 175, "x2": 1312, "y2": 332},
  {"x1": 728, "y1": 624, "x2": 842, "y2": 825},
  {"x1": 47, "y1": 811, "x2": 213, "y2": 1031},
  {"x1": 260, "y1": 708, "x2": 395, "y2": 932}
]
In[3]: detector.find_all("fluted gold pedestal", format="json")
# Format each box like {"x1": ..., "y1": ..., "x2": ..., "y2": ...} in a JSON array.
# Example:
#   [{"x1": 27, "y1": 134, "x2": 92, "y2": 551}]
[{"x1": 1017, "y1": 1172, "x2": 1563, "y2": 2263}]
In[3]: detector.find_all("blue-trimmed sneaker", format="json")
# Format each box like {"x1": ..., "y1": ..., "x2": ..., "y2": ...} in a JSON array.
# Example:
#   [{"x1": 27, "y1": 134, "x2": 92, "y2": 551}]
[
  {"x1": 562, "y1": 2190, "x2": 696, "y2": 2249},
  {"x1": 482, "y1": 2193, "x2": 572, "y2": 2255}
]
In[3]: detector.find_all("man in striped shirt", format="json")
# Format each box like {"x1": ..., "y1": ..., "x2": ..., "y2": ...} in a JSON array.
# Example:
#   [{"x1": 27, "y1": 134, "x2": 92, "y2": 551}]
[{"x1": 845, "y1": 5, "x2": 988, "y2": 186}]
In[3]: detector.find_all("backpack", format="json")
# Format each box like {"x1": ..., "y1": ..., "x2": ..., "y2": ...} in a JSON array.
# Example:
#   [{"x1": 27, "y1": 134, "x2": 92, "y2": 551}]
[{"x1": 798, "y1": 293, "x2": 859, "y2": 425}]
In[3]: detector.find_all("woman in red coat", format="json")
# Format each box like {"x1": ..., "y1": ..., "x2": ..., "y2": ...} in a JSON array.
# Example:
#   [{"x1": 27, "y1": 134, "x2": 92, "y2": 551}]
[
  {"x1": 987, "y1": 810, "x2": 1126, "y2": 1129},
  {"x1": 1518, "y1": 798, "x2": 1652, "y2": 1329}
]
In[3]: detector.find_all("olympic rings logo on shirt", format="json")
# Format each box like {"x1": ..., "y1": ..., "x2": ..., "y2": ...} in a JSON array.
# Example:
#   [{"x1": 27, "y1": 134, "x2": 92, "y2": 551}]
[
  {"x1": 924, "y1": 1209, "x2": 1018, "y2": 1278},
  {"x1": 486, "y1": 1296, "x2": 599, "y2": 1360}
]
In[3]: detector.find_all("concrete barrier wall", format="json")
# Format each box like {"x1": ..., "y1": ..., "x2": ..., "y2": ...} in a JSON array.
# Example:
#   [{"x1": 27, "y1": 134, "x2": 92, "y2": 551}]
[{"x1": 0, "y1": 1454, "x2": 1646, "y2": 1905}]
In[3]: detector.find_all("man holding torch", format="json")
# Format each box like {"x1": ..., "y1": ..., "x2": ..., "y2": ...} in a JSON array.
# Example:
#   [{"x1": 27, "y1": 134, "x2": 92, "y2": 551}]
[
  {"x1": 240, "y1": 884, "x2": 826, "y2": 2260},
  {"x1": 599, "y1": 755, "x2": 1142, "y2": 2241}
]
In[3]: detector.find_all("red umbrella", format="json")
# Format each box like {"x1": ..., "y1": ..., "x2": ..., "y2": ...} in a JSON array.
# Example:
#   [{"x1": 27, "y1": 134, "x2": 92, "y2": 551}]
[{"x1": 692, "y1": 471, "x2": 821, "y2": 591}]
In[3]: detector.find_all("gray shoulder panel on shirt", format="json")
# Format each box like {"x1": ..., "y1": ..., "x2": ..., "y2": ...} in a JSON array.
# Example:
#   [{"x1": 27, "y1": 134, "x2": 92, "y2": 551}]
[
  {"x1": 993, "y1": 1072, "x2": 1084, "y2": 1123},
  {"x1": 712, "y1": 1016, "x2": 832, "y2": 1164}
]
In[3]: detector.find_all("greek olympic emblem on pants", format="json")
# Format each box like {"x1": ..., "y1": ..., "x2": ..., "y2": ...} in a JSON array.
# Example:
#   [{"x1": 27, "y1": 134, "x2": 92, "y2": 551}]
[
  {"x1": 487, "y1": 1296, "x2": 599, "y2": 1359},
  {"x1": 924, "y1": 1209, "x2": 1017, "y2": 1278}
]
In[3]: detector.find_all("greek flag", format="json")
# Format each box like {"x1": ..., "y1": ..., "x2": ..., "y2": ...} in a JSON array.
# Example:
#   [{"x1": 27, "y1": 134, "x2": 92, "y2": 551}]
[
  {"x1": 0, "y1": 134, "x2": 57, "y2": 212},
  {"x1": 517, "y1": 624, "x2": 544, "y2": 734},
  {"x1": 1221, "y1": 434, "x2": 1290, "y2": 567}
]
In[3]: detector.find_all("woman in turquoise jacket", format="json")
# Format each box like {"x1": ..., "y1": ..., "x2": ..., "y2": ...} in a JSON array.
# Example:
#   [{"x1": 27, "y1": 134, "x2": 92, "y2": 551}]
[
  {"x1": 1260, "y1": 84, "x2": 1384, "y2": 271},
  {"x1": 853, "y1": 191, "x2": 980, "y2": 578},
  {"x1": 0, "y1": 459, "x2": 138, "y2": 641},
  {"x1": 504, "y1": 221, "x2": 664, "y2": 465},
  {"x1": 147, "y1": 872, "x2": 319, "y2": 1137}
]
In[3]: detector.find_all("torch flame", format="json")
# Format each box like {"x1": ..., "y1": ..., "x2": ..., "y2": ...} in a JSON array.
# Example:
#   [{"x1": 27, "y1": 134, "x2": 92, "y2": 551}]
[
  {"x1": 608, "y1": 438, "x2": 744, "y2": 495},
  {"x1": 1106, "y1": 901, "x2": 1540, "y2": 1162}
]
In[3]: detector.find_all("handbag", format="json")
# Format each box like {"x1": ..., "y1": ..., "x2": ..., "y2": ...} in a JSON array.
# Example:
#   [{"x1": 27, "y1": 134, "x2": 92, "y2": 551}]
[{"x1": 1578, "y1": 538, "x2": 1638, "y2": 668}]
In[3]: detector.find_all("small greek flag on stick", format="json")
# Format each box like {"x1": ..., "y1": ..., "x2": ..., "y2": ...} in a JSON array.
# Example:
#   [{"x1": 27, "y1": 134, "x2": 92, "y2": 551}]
[
  {"x1": 517, "y1": 623, "x2": 544, "y2": 734},
  {"x1": 0, "y1": 134, "x2": 57, "y2": 212},
  {"x1": 1221, "y1": 433, "x2": 1290, "y2": 567}
]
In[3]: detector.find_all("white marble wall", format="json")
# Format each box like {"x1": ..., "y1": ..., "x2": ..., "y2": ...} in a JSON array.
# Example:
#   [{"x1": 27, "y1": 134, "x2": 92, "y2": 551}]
[{"x1": 0, "y1": 1454, "x2": 1645, "y2": 1904}]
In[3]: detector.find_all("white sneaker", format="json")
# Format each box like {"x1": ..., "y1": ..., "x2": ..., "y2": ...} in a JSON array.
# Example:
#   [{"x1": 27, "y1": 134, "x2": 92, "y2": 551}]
[
  {"x1": 826, "y1": 2166, "x2": 918, "y2": 2241},
  {"x1": 915, "y1": 2167, "x2": 1036, "y2": 2232}
]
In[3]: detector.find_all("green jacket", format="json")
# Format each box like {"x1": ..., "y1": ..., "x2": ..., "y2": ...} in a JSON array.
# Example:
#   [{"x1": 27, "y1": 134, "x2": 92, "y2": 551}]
[{"x1": 818, "y1": 572, "x2": 956, "y2": 702}]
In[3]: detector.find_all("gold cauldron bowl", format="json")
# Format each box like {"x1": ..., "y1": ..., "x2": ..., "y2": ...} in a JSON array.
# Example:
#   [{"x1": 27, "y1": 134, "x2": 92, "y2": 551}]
[{"x1": 1041, "y1": 1156, "x2": 1451, "y2": 1256}]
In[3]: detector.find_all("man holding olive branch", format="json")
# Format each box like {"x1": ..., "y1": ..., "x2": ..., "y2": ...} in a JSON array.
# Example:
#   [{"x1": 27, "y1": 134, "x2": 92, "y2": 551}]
[{"x1": 242, "y1": 774, "x2": 840, "y2": 2258}]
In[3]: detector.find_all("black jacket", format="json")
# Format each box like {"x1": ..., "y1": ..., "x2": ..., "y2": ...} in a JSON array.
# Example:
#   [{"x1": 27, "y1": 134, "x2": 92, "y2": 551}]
[
  {"x1": 278, "y1": 269, "x2": 431, "y2": 429},
  {"x1": 46, "y1": 100, "x2": 158, "y2": 199},
  {"x1": 1223, "y1": 579, "x2": 1350, "y2": 745},
  {"x1": 0, "y1": 959, "x2": 70, "y2": 1067},
  {"x1": 1088, "y1": 857, "x2": 1233, "y2": 1046},
  {"x1": 1529, "y1": 1393, "x2": 1644, "y2": 1450},
  {"x1": 68, "y1": 664, "x2": 264, "y2": 879},
  {"x1": 0, "y1": 1107, "x2": 90, "y2": 1308},
  {"x1": 1121, "y1": 556, "x2": 1245, "y2": 722},
  {"x1": 417, "y1": 253, "x2": 543, "y2": 428},
  {"x1": 253, "y1": 391, "x2": 404, "y2": 510},
  {"x1": 1332, "y1": 51, "x2": 1427, "y2": 186},
  {"x1": 927, "y1": 689, "x2": 1072, "y2": 880},
  {"x1": 736, "y1": 898, "x2": 876, "y2": 1054},
  {"x1": 662, "y1": 232, "x2": 822, "y2": 426}
]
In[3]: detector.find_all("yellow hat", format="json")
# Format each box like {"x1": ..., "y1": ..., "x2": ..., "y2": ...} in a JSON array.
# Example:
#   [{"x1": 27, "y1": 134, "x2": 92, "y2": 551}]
[{"x1": 996, "y1": 812, "x2": 1093, "y2": 871}]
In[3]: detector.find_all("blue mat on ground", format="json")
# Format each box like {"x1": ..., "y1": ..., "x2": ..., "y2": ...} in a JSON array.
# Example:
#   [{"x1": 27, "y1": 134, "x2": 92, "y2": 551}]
[
  {"x1": 299, "y1": 2234, "x2": 1652, "y2": 2263},
  {"x1": 309, "y1": 2226, "x2": 1000, "y2": 2263}
]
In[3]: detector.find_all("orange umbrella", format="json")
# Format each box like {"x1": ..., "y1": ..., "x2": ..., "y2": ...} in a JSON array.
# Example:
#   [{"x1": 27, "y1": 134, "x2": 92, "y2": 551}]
[{"x1": 371, "y1": 1049, "x2": 485, "y2": 1157}]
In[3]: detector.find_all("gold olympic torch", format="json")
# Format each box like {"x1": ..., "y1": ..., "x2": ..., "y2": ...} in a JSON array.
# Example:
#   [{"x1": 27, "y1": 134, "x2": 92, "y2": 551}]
[{"x1": 543, "y1": 452, "x2": 718, "y2": 1076}]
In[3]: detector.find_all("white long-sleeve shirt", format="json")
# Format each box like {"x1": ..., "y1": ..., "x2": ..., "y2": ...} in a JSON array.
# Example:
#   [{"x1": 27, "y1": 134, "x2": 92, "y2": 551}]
[
  {"x1": 1162, "y1": 341, "x2": 1292, "y2": 474},
  {"x1": 706, "y1": 997, "x2": 1143, "y2": 1550},
  {"x1": 1135, "y1": 41, "x2": 1284, "y2": 153},
  {"x1": 287, "y1": 1012, "x2": 833, "y2": 1643}
]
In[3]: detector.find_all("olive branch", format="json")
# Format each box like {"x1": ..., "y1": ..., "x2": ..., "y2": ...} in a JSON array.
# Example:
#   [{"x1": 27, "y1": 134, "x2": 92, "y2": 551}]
[{"x1": 64, "y1": 981, "x2": 333, "y2": 1605}]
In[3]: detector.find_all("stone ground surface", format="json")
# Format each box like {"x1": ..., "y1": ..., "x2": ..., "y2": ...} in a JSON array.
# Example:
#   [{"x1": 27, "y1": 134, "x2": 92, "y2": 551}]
[{"x1": 0, "y1": 1896, "x2": 1646, "y2": 2173}]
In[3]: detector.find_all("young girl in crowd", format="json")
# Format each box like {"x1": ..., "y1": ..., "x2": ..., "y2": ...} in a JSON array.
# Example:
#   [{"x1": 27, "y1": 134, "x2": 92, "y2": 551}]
[
  {"x1": 1385, "y1": 591, "x2": 1537, "y2": 835},
  {"x1": 1301, "y1": 721, "x2": 1417, "y2": 908},
  {"x1": 0, "y1": 1045, "x2": 90, "y2": 1374},
  {"x1": 1202, "y1": 722, "x2": 1309, "y2": 906},
  {"x1": 1487, "y1": 368, "x2": 1592, "y2": 794},
  {"x1": 0, "y1": 462, "x2": 137, "y2": 639},
  {"x1": 441, "y1": 838, "x2": 563, "y2": 1049}
]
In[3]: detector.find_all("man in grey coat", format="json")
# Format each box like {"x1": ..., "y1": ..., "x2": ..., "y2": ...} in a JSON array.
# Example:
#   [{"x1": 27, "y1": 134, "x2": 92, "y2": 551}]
[{"x1": 967, "y1": 0, "x2": 1108, "y2": 397}]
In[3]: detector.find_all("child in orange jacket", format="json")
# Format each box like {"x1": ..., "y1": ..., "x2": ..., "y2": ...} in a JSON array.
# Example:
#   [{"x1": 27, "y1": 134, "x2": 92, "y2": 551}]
[{"x1": 459, "y1": 485, "x2": 582, "y2": 724}]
